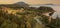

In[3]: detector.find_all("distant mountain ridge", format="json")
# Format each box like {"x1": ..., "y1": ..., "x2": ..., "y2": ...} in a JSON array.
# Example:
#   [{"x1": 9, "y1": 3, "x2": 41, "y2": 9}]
[
  {"x1": 0, "y1": 2, "x2": 30, "y2": 9},
  {"x1": 14, "y1": 2, "x2": 29, "y2": 7}
]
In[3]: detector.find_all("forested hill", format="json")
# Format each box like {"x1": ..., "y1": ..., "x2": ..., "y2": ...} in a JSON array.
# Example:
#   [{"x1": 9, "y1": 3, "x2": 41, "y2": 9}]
[
  {"x1": 0, "y1": 6, "x2": 47, "y2": 28},
  {"x1": 0, "y1": 2, "x2": 60, "y2": 28}
]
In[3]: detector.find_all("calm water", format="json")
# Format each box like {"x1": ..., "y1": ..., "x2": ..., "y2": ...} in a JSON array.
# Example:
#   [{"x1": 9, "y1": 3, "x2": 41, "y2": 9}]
[{"x1": 30, "y1": 5, "x2": 60, "y2": 18}]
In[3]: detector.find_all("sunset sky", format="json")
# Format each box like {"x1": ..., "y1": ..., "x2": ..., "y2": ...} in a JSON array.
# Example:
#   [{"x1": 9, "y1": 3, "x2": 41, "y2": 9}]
[{"x1": 0, "y1": 0, "x2": 60, "y2": 4}]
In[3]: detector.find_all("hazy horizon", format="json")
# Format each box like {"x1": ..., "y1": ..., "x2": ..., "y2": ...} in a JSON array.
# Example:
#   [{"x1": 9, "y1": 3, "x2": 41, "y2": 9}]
[{"x1": 0, "y1": 0, "x2": 60, "y2": 4}]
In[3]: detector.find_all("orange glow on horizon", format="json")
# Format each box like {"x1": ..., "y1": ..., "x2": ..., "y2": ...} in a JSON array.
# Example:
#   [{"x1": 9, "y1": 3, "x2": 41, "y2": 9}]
[{"x1": 0, "y1": 0, "x2": 60, "y2": 4}]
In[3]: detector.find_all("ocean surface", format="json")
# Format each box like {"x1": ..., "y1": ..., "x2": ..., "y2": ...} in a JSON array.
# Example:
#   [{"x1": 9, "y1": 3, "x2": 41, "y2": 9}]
[{"x1": 30, "y1": 5, "x2": 60, "y2": 18}]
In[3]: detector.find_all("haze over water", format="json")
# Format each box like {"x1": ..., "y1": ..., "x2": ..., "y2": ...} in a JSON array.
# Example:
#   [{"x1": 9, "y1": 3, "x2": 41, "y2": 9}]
[{"x1": 30, "y1": 5, "x2": 60, "y2": 18}]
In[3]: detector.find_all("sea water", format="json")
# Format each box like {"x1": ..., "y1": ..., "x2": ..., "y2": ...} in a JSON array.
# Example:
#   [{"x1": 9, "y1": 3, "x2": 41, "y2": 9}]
[{"x1": 30, "y1": 5, "x2": 60, "y2": 19}]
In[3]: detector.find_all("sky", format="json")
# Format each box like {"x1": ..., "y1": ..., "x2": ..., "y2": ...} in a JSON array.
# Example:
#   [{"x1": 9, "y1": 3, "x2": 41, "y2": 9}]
[{"x1": 0, "y1": 0, "x2": 60, "y2": 4}]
